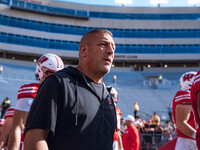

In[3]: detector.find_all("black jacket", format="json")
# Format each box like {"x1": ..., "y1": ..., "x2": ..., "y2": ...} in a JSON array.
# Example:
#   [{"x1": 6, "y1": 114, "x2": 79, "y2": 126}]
[{"x1": 25, "y1": 66, "x2": 117, "y2": 150}]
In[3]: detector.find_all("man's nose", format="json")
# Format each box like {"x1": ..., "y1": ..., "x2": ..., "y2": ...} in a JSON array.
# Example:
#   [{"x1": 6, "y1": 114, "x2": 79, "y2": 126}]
[{"x1": 107, "y1": 43, "x2": 115, "y2": 54}]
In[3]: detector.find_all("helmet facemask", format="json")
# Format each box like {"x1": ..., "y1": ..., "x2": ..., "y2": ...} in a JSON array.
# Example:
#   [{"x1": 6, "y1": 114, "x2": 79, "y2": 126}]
[{"x1": 107, "y1": 86, "x2": 119, "y2": 105}]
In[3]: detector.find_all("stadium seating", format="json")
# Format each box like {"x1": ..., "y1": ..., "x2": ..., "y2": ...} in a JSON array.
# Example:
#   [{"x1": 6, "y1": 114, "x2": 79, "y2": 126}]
[
  {"x1": 1, "y1": 15, "x2": 200, "y2": 38},
  {"x1": 0, "y1": 59, "x2": 36, "y2": 107},
  {"x1": 0, "y1": 59, "x2": 182, "y2": 121}
]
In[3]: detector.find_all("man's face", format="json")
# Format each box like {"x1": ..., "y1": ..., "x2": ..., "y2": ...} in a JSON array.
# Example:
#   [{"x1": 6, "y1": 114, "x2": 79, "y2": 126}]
[
  {"x1": 125, "y1": 120, "x2": 132, "y2": 127},
  {"x1": 85, "y1": 33, "x2": 115, "y2": 77}
]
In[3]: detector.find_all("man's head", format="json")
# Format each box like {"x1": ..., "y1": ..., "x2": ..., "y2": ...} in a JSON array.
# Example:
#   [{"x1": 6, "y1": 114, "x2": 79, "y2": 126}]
[
  {"x1": 135, "y1": 116, "x2": 140, "y2": 120},
  {"x1": 180, "y1": 71, "x2": 197, "y2": 91},
  {"x1": 120, "y1": 118, "x2": 125, "y2": 125},
  {"x1": 165, "y1": 120, "x2": 170, "y2": 127},
  {"x1": 125, "y1": 115, "x2": 135, "y2": 127},
  {"x1": 78, "y1": 29, "x2": 115, "y2": 83},
  {"x1": 35, "y1": 53, "x2": 64, "y2": 84}
]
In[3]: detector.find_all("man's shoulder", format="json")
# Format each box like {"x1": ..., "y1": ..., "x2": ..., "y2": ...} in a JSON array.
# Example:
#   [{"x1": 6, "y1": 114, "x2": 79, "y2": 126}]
[
  {"x1": 129, "y1": 125, "x2": 138, "y2": 133},
  {"x1": 52, "y1": 66, "x2": 86, "y2": 87},
  {"x1": 192, "y1": 72, "x2": 200, "y2": 89},
  {"x1": 53, "y1": 66, "x2": 77, "y2": 79}
]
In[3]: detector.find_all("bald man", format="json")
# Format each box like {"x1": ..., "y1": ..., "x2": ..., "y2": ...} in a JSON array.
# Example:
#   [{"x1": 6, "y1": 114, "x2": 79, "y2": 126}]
[{"x1": 24, "y1": 29, "x2": 117, "y2": 150}]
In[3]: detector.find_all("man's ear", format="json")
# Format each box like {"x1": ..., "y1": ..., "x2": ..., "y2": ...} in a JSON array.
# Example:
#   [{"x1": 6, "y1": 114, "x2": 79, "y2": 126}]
[{"x1": 79, "y1": 44, "x2": 87, "y2": 57}]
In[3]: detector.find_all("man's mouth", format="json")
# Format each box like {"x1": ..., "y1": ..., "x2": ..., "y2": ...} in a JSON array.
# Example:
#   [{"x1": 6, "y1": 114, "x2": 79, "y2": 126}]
[{"x1": 104, "y1": 58, "x2": 112, "y2": 63}]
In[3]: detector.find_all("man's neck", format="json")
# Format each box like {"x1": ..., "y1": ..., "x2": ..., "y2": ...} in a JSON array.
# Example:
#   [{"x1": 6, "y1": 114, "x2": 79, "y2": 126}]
[{"x1": 77, "y1": 65, "x2": 102, "y2": 83}]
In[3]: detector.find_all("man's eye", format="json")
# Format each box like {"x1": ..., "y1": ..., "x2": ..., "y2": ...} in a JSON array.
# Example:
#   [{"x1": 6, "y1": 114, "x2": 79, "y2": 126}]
[{"x1": 100, "y1": 43, "x2": 106, "y2": 46}]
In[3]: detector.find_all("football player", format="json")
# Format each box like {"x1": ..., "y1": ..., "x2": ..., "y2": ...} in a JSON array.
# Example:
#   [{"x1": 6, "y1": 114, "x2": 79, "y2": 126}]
[
  {"x1": 107, "y1": 86, "x2": 123, "y2": 150},
  {"x1": 172, "y1": 71, "x2": 197, "y2": 150},
  {"x1": 190, "y1": 70, "x2": 200, "y2": 149},
  {"x1": 0, "y1": 107, "x2": 14, "y2": 149},
  {"x1": 7, "y1": 53, "x2": 64, "y2": 150}
]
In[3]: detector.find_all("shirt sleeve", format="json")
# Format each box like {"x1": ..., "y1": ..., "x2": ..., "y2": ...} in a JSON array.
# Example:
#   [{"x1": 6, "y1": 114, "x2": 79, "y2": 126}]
[
  {"x1": 193, "y1": 73, "x2": 200, "y2": 95},
  {"x1": 158, "y1": 116, "x2": 160, "y2": 122},
  {"x1": 5, "y1": 107, "x2": 14, "y2": 118},
  {"x1": 24, "y1": 75, "x2": 62, "y2": 136},
  {"x1": 15, "y1": 98, "x2": 34, "y2": 112}
]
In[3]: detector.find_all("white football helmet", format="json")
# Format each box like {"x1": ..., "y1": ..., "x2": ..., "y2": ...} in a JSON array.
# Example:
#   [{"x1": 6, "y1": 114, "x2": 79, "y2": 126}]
[
  {"x1": 180, "y1": 71, "x2": 197, "y2": 91},
  {"x1": 107, "y1": 86, "x2": 119, "y2": 104},
  {"x1": 35, "y1": 53, "x2": 64, "y2": 83}
]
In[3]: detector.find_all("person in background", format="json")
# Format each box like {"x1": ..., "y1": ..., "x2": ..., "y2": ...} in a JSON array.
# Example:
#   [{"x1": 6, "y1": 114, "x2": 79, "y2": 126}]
[
  {"x1": 172, "y1": 71, "x2": 197, "y2": 150},
  {"x1": 1, "y1": 97, "x2": 11, "y2": 118},
  {"x1": 171, "y1": 121, "x2": 178, "y2": 139},
  {"x1": 122, "y1": 115, "x2": 140, "y2": 150},
  {"x1": 142, "y1": 120, "x2": 154, "y2": 150},
  {"x1": 134, "y1": 116, "x2": 143, "y2": 129},
  {"x1": 120, "y1": 118, "x2": 127, "y2": 136},
  {"x1": 163, "y1": 120, "x2": 173, "y2": 142},
  {"x1": 134, "y1": 102, "x2": 139, "y2": 118},
  {"x1": 107, "y1": 86, "x2": 123, "y2": 150},
  {"x1": 24, "y1": 29, "x2": 117, "y2": 150},
  {"x1": 7, "y1": 53, "x2": 64, "y2": 150},
  {"x1": 190, "y1": 70, "x2": 200, "y2": 149},
  {"x1": 0, "y1": 107, "x2": 14, "y2": 149},
  {"x1": 158, "y1": 74, "x2": 163, "y2": 83},
  {"x1": 151, "y1": 112, "x2": 160, "y2": 128},
  {"x1": 167, "y1": 104, "x2": 172, "y2": 121},
  {"x1": 154, "y1": 123, "x2": 163, "y2": 147},
  {"x1": 113, "y1": 74, "x2": 117, "y2": 84}
]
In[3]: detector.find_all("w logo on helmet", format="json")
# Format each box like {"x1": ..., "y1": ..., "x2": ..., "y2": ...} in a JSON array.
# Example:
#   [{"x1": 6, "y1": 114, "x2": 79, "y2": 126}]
[
  {"x1": 183, "y1": 74, "x2": 195, "y2": 82},
  {"x1": 37, "y1": 56, "x2": 48, "y2": 66}
]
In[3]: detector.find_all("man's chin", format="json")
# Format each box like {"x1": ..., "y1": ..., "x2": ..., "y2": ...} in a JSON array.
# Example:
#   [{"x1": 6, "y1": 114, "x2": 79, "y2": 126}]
[{"x1": 101, "y1": 66, "x2": 111, "y2": 75}]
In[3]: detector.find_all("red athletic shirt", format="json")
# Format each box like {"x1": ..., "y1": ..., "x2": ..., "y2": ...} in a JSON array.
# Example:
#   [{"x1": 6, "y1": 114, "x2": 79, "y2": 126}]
[
  {"x1": 5, "y1": 107, "x2": 14, "y2": 118},
  {"x1": 191, "y1": 71, "x2": 200, "y2": 127},
  {"x1": 172, "y1": 90, "x2": 196, "y2": 139},
  {"x1": 113, "y1": 107, "x2": 122, "y2": 141},
  {"x1": 122, "y1": 125, "x2": 140, "y2": 150},
  {"x1": 17, "y1": 83, "x2": 40, "y2": 100},
  {"x1": 0, "y1": 119, "x2": 5, "y2": 127},
  {"x1": 17, "y1": 83, "x2": 40, "y2": 150}
]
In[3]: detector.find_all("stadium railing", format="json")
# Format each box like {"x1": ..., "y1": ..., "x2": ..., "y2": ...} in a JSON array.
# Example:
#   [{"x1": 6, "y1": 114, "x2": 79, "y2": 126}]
[
  {"x1": 0, "y1": 32, "x2": 200, "y2": 54},
  {"x1": 0, "y1": 15, "x2": 200, "y2": 38},
  {"x1": 1, "y1": 0, "x2": 200, "y2": 20}
]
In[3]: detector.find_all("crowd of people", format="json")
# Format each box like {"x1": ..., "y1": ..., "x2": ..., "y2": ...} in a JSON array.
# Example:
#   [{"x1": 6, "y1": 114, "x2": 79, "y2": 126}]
[
  {"x1": 0, "y1": 29, "x2": 199, "y2": 150},
  {"x1": 119, "y1": 112, "x2": 177, "y2": 150}
]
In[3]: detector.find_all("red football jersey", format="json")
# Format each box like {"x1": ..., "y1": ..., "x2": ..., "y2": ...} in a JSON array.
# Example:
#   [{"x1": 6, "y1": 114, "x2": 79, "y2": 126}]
[
  {"x1": 191, "y1": 71, "x2": 200, "y2": 126},
  {"x1": 113, "y1": 107, "x2": 122, "y2": 141},
  {"x1": 5, "y1": 107, "x2": 15, "y2": 118},
  {"x1": 17, "y1": 83, "x2": 40, "y2": 100},
  {"x1": 17, "y1": 83, "x2": 40, "y2": 150},
  {"x1": 0, "y1": 119, "x2": 5, "y2": 127},
  {"x1": 172, "y1": 90, "x2": 196, "y2": 139}
]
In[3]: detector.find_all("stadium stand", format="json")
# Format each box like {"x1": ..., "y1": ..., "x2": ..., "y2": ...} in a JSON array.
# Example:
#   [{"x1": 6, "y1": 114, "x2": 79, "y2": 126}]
[
  {"x1": 0, "y1": 0, "x2": 200, "y2": 68},
  {"x1": 0, "y1": 59, "x2": 36, "y2": 107},
  {"x1": 0, "y1": 58, "x2": 193, "y2": 121}
]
